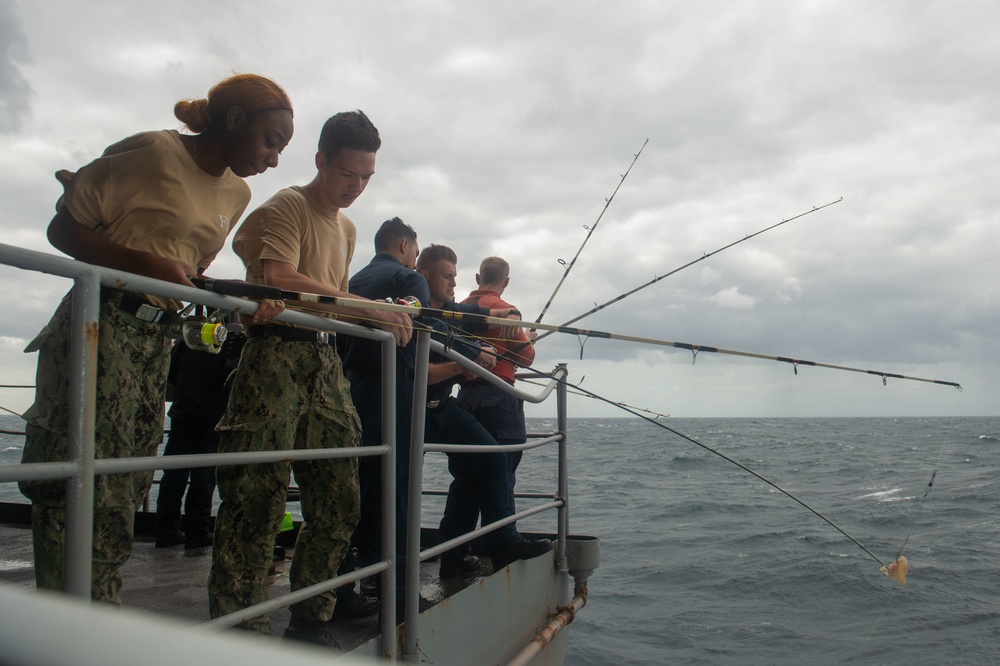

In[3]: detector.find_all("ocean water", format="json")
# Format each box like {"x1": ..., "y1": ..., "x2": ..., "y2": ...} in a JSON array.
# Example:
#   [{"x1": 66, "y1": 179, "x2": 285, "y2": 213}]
[
  {"x1": 2, "y1": 414, "x2": 998, "y2": 665},
  {"x1": 528, "y1": 416, "x2": 1000, "y2": 666}
]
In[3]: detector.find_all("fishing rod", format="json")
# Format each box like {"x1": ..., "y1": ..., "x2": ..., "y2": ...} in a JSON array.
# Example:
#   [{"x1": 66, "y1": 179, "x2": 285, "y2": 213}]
[
  {"x1": 191, "y1": 277, "x2": 529, "y2": 327},
  {"x1": 191, "y1": 279, "x2": 962, "y2": 390},
  {"x1": 533, "y1": 197, "x2": 843, "y2": 343},
  {"x1": 475, "y1": 314, "x2": 961, "y2": 390},
  {"x1": 198, "y1": 278, "x2": 916, "y2": 577},
  {"x1": 0, "y1": 386, "x2": 30, "y2": 419},
  {"x1": 533, "y1": 138, "x2": 649, "y2": 327}
]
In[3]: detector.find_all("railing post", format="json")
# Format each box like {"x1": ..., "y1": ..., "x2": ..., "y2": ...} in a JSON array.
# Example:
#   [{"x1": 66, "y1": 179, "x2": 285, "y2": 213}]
[
  {"x1": 555, "y1": 363, "x2": 569, "y2": 574},
  {"x1": 402, "y1": 330, "x2": 430, "y2": 662},
  {"x1": 379, "y1": 331, "x2": 397, "y2": 659},
  {"x1": 64, "y1": 273, "x2": 100, "y2": 598}
]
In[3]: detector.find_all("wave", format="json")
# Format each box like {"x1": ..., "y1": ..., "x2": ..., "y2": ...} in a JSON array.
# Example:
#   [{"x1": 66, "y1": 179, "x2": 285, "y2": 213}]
[
  {"x1": 977, "y1": 435, "x2": 998, "y2": 443},
  {"x1": 857, "y1": 488, "x2": 911, "y2": 502},
  {"x1": 875, "y1": 494, "x2": 916, "y2": 503}
]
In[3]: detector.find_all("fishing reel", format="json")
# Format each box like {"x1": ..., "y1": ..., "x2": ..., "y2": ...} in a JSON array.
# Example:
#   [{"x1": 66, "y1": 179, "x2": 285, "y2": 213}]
[
  {"x1": 167, "y1": 304, "x2": 230, "y2": 354},
  {"x1": 383, "y1": 295, "x2": 421, "y2": 308},
  {"x1": 472, "y1": 338, "x2": 498, "y2": 370}
]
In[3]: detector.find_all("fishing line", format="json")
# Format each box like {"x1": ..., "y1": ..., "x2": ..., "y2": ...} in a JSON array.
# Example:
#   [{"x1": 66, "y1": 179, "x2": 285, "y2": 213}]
[
  {"x1": 892, "y1": 403, "x2": 959, "y2": 562},
  {"x1": 851, "y1": 395, "x2": 962, "y2": 663},
  {"x1": 852, "y1": 584, "x2": 903, "y2": 663},
  {"x1": 532, "y1": 197, "x2": 844, "y2": 343},
  {"x1": 533, "y1": 138, "x2": 649, "y2": 327},
  {"x1": 421, "y1": 316, "x2": 945, "y2": 663},
  {"x1": 438, "y1": 313, "x2": 891, "y2": 564},
  {"x1": 519, "y1": 376, "x2": 669, "y2": 420}
]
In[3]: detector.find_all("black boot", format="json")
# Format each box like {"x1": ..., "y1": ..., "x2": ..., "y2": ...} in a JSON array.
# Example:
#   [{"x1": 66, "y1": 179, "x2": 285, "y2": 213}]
[
  {"x1": 490, "y1": 539, "x2": 553, "y2": 571},
  {"x1": 439, "y1": 554, "x2": 481, "y2": 579},
  {"x1": 283, "y1": 620, "x2": 341, "y2": 649}
]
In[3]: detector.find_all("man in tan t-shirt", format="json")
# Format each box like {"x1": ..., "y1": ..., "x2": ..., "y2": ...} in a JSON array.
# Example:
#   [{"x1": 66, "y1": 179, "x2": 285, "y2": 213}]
[{"x1": 208, "y1": 111, "x2": 410, "y2": 646}]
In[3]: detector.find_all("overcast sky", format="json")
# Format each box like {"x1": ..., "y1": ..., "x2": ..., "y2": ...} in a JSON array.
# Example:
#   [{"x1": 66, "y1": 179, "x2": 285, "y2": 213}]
[{"x1": 0, "y1": 0, "x2": 995, "y2": 419}]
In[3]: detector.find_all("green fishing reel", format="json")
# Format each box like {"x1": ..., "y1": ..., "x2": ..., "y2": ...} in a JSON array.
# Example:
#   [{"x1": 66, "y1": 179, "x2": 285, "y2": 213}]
[{"x1": 168, "y1": 305, "x2": 229, "y2": 354}]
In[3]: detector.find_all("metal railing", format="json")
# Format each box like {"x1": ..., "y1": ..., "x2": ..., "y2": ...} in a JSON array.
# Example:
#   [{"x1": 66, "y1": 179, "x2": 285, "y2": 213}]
[
  {"x1": 404, "y1": 332, "x2": 570, "y2": 659},
  {"x1": 0, "y1": 241, "x2": 573, "y2": 663}
]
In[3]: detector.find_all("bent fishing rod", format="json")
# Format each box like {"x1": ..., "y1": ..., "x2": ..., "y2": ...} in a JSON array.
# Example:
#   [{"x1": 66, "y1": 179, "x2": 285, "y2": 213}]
[
  {"x1": 527, "y1": 365, "x2": 891, "y2": 568},
  {"x1": 191, "y1": 278, "x2": 962, "y2": 390},
  {"x1": 533, "y1": 197, "x2": 843, "y2": 343},
  {"x1": 533, "y1": 138, "x2": 649, "y2": 328}
]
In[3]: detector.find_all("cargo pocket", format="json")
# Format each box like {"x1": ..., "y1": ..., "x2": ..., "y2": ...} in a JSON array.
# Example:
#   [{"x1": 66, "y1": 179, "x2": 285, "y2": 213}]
[{"x1": 214, "y1": 419, "x2": 277, "y2": 454}]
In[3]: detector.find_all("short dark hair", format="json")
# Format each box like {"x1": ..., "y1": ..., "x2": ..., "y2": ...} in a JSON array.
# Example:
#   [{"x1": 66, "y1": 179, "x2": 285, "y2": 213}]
[
  {"x1": 416, "y1": 243, "x2": 457, "y2": 272},
  {"x1": 478, "y1": 256, "x2": 509, "y2": 286},
  {"x1": 374, "y1": 217, "x2": 417, "y2": 253},
  {"x1": 317, "y1": 110, "x2": 381, "y2": 159}
]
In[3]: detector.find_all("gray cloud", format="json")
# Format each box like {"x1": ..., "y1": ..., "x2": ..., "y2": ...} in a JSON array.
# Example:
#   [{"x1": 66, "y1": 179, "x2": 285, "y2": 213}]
[
  {"x1": 0, "y1": 0, "x2": 32, "y2": 133},
  {"x1": 0, "y1": 1, "x2": 995, "y2": 417}
]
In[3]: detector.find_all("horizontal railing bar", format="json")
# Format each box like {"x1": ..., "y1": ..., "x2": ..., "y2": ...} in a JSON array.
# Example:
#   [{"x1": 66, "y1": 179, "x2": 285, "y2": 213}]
[
  {"x1": 92, "y1": 446, "x2": 390, "y2": 474},
  {"x1": 0, "y1": 242, "x2": 394, "y2": 344},
  {"x1": 430, "y1": 340, "x2": 566, "y2": 404},
  {"x1": 0, "y1": 462, "x2": 78, "y2": 483},
  {"x1": 0, "y1": 447, "x2": 388, "y2": 480},
  {"x1": 1, "y1": 435, "x2": 561, "y2": 476},
  {"x1": 424, "y1": 436, "x2": 558, "y2": 454},
  {"x1": 198, "y1": 561, "x2": 389, "y2": 631},
  {"x1": 419, "y1": 500, "x2": 563, "y2": 562},
  {"x1": 421, "y1": 489, "x2": 556, "y2": 501}
]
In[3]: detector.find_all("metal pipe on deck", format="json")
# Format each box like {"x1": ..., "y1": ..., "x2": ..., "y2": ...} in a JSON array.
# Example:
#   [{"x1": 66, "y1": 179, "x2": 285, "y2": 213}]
[{"x1": 505, "y1": 582, "x2": 589, "y2": 666}]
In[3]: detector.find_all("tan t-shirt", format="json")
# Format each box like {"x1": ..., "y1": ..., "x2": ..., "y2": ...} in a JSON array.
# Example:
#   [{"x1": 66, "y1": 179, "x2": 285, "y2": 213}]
[
  {"x1": 58, "y1": 129, "x2": 250, "y2": 308},
  {"x1": 233, "y1": 185, "x2": 357, "y2": 319}
]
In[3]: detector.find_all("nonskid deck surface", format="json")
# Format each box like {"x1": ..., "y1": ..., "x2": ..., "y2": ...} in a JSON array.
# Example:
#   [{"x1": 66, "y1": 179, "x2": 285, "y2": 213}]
[{"x1": 0, "y1": 522, "x2": 490, "y2": 652}]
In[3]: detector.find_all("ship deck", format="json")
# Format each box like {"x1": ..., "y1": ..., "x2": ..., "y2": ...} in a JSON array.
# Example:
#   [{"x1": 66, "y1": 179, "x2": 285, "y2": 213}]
[{"x1": 0, "y1": 519, "x2": 499, "y2": 653}]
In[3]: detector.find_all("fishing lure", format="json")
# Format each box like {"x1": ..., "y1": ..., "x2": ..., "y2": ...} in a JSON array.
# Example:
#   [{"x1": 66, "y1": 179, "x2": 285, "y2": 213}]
[{"x1": 880, "y1": 556, "x2": 908, "y2": 585}]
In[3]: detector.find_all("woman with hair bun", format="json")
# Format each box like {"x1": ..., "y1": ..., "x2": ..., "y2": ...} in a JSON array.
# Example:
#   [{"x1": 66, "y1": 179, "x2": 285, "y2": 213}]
[{"x1": 19, "y1": 73, "x2": 294, "y2": 604}]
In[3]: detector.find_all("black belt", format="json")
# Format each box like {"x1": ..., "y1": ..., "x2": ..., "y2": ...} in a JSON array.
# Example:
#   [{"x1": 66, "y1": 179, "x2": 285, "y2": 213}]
[
  {"x1": 345, "y1": 367, "x2": 415, "y2": 382},
  {"x1": 102, "y1": 289, "x2": 178, "y2": 325},
  {"x1": 247, "y1": 325, "x2": 335, "y2": 345}
]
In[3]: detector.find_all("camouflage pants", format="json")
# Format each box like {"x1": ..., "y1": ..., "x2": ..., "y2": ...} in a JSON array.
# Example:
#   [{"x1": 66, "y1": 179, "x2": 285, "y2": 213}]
[
  {"x1": 19, "y1": 290, "x2": 171, "y2": 603},
  {"x1": 208, "y1": 335, "x2": 361, "y2": 633}
]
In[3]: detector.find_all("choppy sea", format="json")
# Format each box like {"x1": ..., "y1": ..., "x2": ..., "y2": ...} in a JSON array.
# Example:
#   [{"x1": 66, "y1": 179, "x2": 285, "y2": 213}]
[{"x1": 2, "y1": 414, "x2": 998, "y2": 665}]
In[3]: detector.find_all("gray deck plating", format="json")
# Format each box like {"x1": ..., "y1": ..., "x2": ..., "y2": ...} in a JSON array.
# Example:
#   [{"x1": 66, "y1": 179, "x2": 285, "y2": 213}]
[{"x1": 0, "y1": 522, "x2": 565, "y2": 662}]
